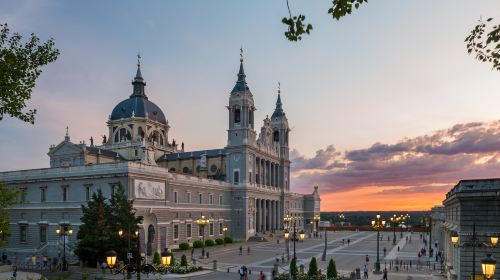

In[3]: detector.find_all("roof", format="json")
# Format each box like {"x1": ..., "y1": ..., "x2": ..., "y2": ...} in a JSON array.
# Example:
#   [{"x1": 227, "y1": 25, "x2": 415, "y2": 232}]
[
  {"x1": 157, "y1": 149, "x2": 227, "y2": 162},
  {"x1": 110, "y1": 64, "x2": 167, "y2": 125},
  {"x1": 231, "y1": 61, "x2": 251, "y2": 94},
  {"x1": 86, "y1": 146, "x2": 123, "y2": 159},
  {"x1": 271, "y1": 93, "x2": 285, "y2": 118}
]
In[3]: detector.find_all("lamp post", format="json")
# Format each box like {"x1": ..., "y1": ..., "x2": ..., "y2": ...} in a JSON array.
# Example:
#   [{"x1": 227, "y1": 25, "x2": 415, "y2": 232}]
[
  {"x1": 390, "y1": 215, "x2": 399, "y2": 245},
  {"x1": 196, "y1": 215, "x2": 209, "y2": 258},
  {"x1": 284, "y1": 214, "x2": 292, "y2": 230},
  {"x1": 400, "y1": 214, "x2": 409, "y2": 238},
  {"x1": 314, "y1": 214, "x2": 320, "y2": 238},
  {"x1": 284, "y1": 228, "x2": 290, "y2": 261},
  {"x1": 55, "y1": 223, "x2": 73, "y2": 271},
  {"x1": 339, "y1": 213, "x2": 345, "y2": 227},
  {"x1": 118, "y1": 227, "x2": 138, "y2": 279},
  {"x1": 106, "y1": 247, "x2": 173, "y2": 279},
  {"x1": 222, "y1": 226, "x2": 228, "y2": 246},
  {"x1": 424, "y1": 215, "x2": 432, "y2": 257},
  {"x1": 371, "y1": 214, "x2": 386, "y2": 274},
  {"x1": 450, "y1": 223, "x2": 498, "y2": 279}
]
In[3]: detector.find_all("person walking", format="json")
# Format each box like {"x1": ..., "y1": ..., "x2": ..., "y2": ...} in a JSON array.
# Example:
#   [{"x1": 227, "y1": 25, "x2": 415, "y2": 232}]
[
  {"x1": 363, "y1": 264, "x2": 369, "y2": 279},
  {"x1": 347, "y1": 239, "x2": 350, "y2": 246},
  {"x1": 383, "y1": 267, "x2": 388, "y2": 280},
  {"x1": 191, "y1": 248, "x2": 194, "y2": 260},
  {"x1": 239, "y1": 246, "x2": 243, "y2": 255},
  {"x1": 247, "y1": 246, "x2": 251, "y2": 255},
  {"x1": 383, "y1": 247, "x2": 387, "y2": 257}
]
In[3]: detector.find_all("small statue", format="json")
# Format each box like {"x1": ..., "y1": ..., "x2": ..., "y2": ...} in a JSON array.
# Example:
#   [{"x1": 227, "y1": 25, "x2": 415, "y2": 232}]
[
  {"x1": 90, "y1": 136, "x2": 94, "y2": 146},
  {"x1": 172, "y1": 139, "x2": 176, "y2": 147},
  {"x1": 102, "y1": 135, "x2": 107, "y2": 144},
  {"x1": 181, "y1": 142, "x2": 184, "y2": 151}
]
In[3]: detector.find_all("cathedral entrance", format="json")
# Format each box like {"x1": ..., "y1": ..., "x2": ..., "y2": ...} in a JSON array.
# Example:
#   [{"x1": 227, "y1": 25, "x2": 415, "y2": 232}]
[{"x1": 147, "y1": 224, "x2": 155, "y2": 256}]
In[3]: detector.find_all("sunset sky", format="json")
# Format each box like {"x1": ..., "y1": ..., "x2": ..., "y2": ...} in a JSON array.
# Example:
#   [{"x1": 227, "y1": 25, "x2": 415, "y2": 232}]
[{"x1": 2, "y1": 1, "x2": 500, "y2": 211}]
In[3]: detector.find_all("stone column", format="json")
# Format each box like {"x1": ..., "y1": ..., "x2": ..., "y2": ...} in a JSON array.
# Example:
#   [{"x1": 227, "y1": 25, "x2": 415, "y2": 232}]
[
  {"x1": 256, "y1": 198, "x2": 260, "y2": 232},
  {"x1": 271, "y1": 200, "x2": 275, "y2": 231}
]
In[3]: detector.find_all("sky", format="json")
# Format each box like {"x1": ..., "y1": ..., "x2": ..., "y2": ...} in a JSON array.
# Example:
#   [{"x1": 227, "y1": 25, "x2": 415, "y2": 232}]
[{"x1": 2, "y1": 1, "x2": 500, "y2": 211}]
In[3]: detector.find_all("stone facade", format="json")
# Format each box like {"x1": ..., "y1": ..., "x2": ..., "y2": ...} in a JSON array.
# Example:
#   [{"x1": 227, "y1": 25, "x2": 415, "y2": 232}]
[
  {"x1": 0, "y1": 55, "x2": 320, "y2": 261},
  {"x1": 441, "y1": 179, "x2": 500, "y2": 280}
]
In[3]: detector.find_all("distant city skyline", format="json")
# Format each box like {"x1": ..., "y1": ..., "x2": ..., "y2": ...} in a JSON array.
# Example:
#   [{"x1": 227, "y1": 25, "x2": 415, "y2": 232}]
[{"x1": 2, "y1": 1, "x2": 500, "y2": 211}]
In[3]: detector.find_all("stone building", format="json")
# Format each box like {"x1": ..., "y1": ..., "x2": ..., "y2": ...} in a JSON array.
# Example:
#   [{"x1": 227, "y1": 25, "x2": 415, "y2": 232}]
[
  {"x1": 441, "y1": 179, "x2": 500, "y2": 280},
  {"x1": 0, "y1": 54, "x2": 320, "y2": 261}
]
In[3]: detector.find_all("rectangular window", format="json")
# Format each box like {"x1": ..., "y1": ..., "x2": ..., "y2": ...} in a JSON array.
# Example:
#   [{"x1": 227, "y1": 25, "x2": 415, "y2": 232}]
[
  {"x1": 39, "y1": 226, "x2": 47, "y2": 243},
  {"x1": 209, "y1": 194, "x2": 213, "y2": 205},
  {"x1": 40, "y1": 188, "x2": 47, "y2": 202},
  {"x1": 173, "y1": 224, "x2": 179, "y2": 239},
  {"x1": 249, "y1": 172, "x2": 252, "y2": 183},
  {"x1": 186, "y1": 224, "x2": 192, "y2": 238},
  {"x1": 199, "y1": 193, "x2": 203, "y2": 204},
  {"x1": 20, "y1": 188, "x2": 27, "y2": 203},
  {"x1": 85, "y1": 186, "x2": 91, "y2": 201},
  {"x1": 20, "y1": 225, "x2": 27, "y2": 242},
  {"x1": 174, "y1": 191, "x2": 178, "y2": 203},
  {"x1": 219, "y1": 195, "x2": 223, "y2": 205},
  {"x1": 209, "y1": 223, "x2": 214, "y2": 236},
  {"x1": 187, "y1": 192, "x2": 191, "y2": 203},
  {"x1": 62, "y1": 186, "x2": 68, "y2": 202},
  {"x1": 234, "y1": 171, "x2": 239, "y2": 185},
  {"x1": 219, "y1": 222, "x2": 223, "y2": 235}
]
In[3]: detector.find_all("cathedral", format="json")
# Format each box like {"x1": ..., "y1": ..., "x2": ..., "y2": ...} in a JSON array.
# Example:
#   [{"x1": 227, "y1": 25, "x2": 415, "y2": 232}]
[{"x1": 0, "y1": 53, "x2": 321, "y2": 260}]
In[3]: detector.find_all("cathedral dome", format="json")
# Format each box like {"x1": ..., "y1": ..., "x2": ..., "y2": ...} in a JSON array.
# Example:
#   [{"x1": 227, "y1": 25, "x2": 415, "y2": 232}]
[
  {"x1": 110, "y1": 97, "x2": 167, "y2": 125},
  {"x1": 109, "y1": 61, "x2": 167, "y2": 125}
]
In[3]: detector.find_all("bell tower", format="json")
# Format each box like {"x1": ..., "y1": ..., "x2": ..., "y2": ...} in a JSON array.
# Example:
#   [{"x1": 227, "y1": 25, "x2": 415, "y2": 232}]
[
  {"x1": 227, "y1": 49, "x2": 257, "y2": 147},
  {"x1": 271, "y1": 84, "x2": 291, "y2": 192}
]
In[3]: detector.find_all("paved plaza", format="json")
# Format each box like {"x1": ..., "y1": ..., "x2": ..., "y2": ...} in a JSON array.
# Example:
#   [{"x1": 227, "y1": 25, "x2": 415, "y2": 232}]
[{"x1": 7, "y1": 231, "x2": 444, "y2": 280}]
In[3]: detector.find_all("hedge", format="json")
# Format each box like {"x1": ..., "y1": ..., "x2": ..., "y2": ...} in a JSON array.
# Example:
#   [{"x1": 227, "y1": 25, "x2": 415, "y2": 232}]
[
  {"x1": 205, "y1": 239, "x2": 215, "y2": 246},
  {"x1": 193, "y1": 240, "x2": 204, "y2": 248},
  {"x1": 179, "y1": 242, "x2": 190, "y2": 250}
]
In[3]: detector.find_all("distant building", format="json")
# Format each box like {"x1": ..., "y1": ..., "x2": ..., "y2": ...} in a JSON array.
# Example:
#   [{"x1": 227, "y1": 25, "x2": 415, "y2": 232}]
[
  {"x1": 0, "y1": 55, "x2": 320, "y2": 261},
  {"x1": 442, "y1": 179, "x2": 500, "y2": 280}
]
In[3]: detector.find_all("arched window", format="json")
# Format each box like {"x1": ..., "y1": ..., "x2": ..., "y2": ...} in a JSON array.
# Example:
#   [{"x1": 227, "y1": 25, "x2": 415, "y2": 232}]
[
  {"x1": 159, "y1": 134, "x2": 164, "y2": 145},
  {"x1": 249, "y1": 109, "x2": 254, "y2": 127},
  {"x1": 182, "y1": 167, "x2": 190, "y2": 173},
  {"x1": 115, "y1": 128, "x2": 131, "y2": 143},
  {"x1": 138, "y1": 127, "x2": 145, "y2": 139},
  {"x1": 273, "y1": 131, "x2": 279, "y2": 142},
  {"x1": 234, "y1": 108, "x2": 241, "y2": 123}
]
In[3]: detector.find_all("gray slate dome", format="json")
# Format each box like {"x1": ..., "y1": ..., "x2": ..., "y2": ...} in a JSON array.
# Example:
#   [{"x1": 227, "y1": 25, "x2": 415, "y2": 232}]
[{"x1": 110, "y1": 63, "x2": 167, "y2": 125}]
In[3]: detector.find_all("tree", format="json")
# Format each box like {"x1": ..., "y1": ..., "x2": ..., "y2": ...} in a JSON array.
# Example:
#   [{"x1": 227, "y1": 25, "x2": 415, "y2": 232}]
[
  {"x1": 75, "y1": 189, "x2": 113, "y2": 266},
  {"x1": 308, "y1": 256, "x2": 319, "y2": 277},
  {"x1": 152, "y1": 251, "x2": 161, "y2": 265},
  {"x1": 0, "y1": 182, "x2": 22, "y2": 247},
  {"x1": 290, "y1": 257, "x2": 298, "y2": 280},
  {"x1": 282, "y1": 0, "x2": 367, "y2": 41},
  {"x1": 109, "y1": 184, "x2": 142, "y2": 262},
  {"x1": 466, "y1": 17, "x2": 500, "y2": 71},
  {"x1": 180, "y1": 254, "x2": 188, "y2": 267},
  {"x1": 0, "y1": 23, "x2": 60, "y2": 124},
  {"x1": 327, "y1": 258, "x2": 338, "y2": 279}
]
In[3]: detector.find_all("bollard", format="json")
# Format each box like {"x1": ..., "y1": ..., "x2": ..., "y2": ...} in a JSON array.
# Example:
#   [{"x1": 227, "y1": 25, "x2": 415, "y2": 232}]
[
  {"x1": 249, "y1": 269, "x2": 252, "y2": 274},
  {"x1": 213, "y1": 260, "x2": 217, "y2": 270},
  {"x1": 227, "y1": 267, "x2": 230, "y2": 273},
  {"x1": 355, "y1": 267, "x2": 361, "y2": 279}
]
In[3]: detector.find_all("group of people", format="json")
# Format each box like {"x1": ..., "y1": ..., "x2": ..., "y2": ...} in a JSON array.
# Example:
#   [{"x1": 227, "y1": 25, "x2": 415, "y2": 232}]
[{"x1": 5, "y1": 253, "x2": 60, "y2": 271}]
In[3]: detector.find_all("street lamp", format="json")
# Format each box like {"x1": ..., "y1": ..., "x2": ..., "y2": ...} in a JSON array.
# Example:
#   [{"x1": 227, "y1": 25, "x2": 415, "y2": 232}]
[
  {"x1": 196, "y1": 215, "x2": 209, "y2": 258},
  {"x1": 284, "y1": 214, "x2": 292, "y2": 230},
  {"x1": 371, "y1": 214, "x2": 386, "y2": 274},
  {"x1": 482, "y1": 254, "x2": 497, "y2": 280},
  {"x1": 339, "y1": 214, "x2": 346, "y2": 227},
  {"x1": 400, "y1": 214, "x2": 409, "y2": 238},
  {"x1": 106, "y1": 250, "x2": 118, "y2": 269},
  {"x1": 299, "y1": 230, "x2": 305, "y2": 242},
  {"x1": 284, "y1": 219, "x2": 301, "y2": 260},
  {"x1": 222, "y1": 226, "x2": 228, "y2": 246},
  {"x1": 390, "y1": 215, "x2": 399, "y2": 245},
  {"x1": 106, "y1": 247, "x2": 173, "y2": 278},
  {"x1": 161, "y1": 248, "x2": 173, "y2": 268},
  {"x1": 313, "y1": 214, "x2": 320, "y2": 238},
  {"x1": 451, "y1": 224, "x2": 498, "y2": 280},
  {"x1": 55, "y1": 223, "x2": 73, "y2": 271}
]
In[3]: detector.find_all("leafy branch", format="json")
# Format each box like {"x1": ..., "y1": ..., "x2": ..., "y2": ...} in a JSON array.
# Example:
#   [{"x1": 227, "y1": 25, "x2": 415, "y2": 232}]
[
  {"x1": 328, "y1": 0, "x2": 368, "y2": 21},
  {"x1": 282, "y1": 0, "x2": 313, "y2": 41},
  {"x1": 465, "y1": 17, "x2": 500, "y2": 71}
]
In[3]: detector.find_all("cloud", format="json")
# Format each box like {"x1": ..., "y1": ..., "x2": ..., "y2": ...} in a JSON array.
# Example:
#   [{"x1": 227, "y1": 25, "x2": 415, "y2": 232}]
[{"x1": 291, "y1": 120, "x2": 500, "y2": 198}]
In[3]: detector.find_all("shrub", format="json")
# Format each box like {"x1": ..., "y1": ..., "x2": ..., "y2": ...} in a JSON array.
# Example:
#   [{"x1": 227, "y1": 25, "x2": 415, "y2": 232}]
[
  {"x1": 308, "y1": 256, "x2": 318, "y2": 277},
  {"x1": 215, "y1": 238, "x2": 224, "y2": 245},
  {"x1": 327, "y1": 258, "x2": 337, "y2": 279},
  {"x1": 193, "y1": 240, "x2": 204, "y2": 248},
  {"x1": 205, "y1": 239, "x2": 215, "y2": 246},
  {"x1": 179, "y1": 242, "x2": 190, "y2": 250},
  {"x1": 152, "y1": 251, "x2": 161, "y2": 265},
  {"x1": 224, "y1": 236, "x2": 233, "y2": 244},
  {"x1": 170, "y1": 263, "x2": 203, "y2": 274},
  {"x1": 180, "y1": 254, "x2": 188, "y2": 267}
]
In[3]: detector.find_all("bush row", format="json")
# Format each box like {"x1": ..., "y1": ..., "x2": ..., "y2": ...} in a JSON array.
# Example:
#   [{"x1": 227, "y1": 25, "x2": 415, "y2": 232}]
[{"x1": 179, "y1": 236, "x2": 233, "y2": 250}]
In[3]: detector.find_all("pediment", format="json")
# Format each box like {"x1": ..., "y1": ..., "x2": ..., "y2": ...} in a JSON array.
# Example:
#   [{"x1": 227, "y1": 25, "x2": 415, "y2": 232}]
[{"x1": 48, "y1": 141, "x2": 83, "y2": 157}]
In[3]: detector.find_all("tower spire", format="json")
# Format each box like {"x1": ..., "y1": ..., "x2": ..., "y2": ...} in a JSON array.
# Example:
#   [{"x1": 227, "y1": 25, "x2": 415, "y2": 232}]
[
  {"x1": 131, "y1": 54, "x2": 147, "y2": 99},
  {"x1": 272, "y1": 82, "x2": 284, "y2": 118},
  {"x1": 231, "y1": 48, "x2": 249, "y2": 94}
]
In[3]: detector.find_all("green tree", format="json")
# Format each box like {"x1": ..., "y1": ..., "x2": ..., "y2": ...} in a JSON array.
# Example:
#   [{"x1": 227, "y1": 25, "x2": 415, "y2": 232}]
[
  {"x1": 109, "y1": 184, "x2": 142, "y2": 262},
  {"x1": 152, "y1": 251, "x2": 161, "y2": 265},
  {"x1": 466, "y1": 17, "x2": 500, "y2": 71},
  {"x1": 308, "y1": 256, "x2": 319, "y2": 277},
  {"x1": 0, "y1": 23, "x2": 59, "y2": 124},
  {"x1": 180, "y1": 254, "x2": 188, "y2": 267},
  {"x1": 0, "y1": 182, "x2": 22, "y2": 247},
  {"x1": 75, "y1": 189, "x2": 113, "y2": 266},
  {"x1": 290, "y1": 257, "x2": 298, "y2": 280},
  {"x1": 327, "y1": 258, "x2": 338, "y2": 279}
]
